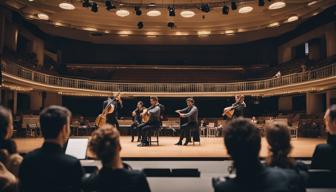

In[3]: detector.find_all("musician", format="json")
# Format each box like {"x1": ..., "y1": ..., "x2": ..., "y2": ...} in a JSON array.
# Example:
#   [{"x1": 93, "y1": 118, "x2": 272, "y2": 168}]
[
  {"x1": 103, "y1": 93, "x2": 123, "y2": 129},
  {"x1": 137, "y1": 97, "x2": 161, "y2": 147},
  {"x1": 175, "y1": 98, "x2": 199, "y2": 146},
  {"x1": 231, "y1": 95, "x2": 246, "y2": 118},
  {"x1": 130, "y1": 101, "x2": 146, "y2": 142}
]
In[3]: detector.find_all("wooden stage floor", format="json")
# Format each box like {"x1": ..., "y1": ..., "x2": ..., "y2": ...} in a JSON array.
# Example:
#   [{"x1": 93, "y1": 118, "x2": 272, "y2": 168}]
[{"x1": 14, "y1": 137, "x2": 324, "y2": 159}]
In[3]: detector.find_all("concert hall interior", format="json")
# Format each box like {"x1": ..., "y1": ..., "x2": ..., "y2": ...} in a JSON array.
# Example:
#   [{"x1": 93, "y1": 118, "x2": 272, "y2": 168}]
[{"x1": 0, "y1": 0, "x2": 336, "y2": 192}]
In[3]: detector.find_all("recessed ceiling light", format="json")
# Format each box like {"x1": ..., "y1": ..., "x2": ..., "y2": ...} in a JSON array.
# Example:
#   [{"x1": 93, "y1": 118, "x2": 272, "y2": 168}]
[
  {"x1": 37, "y1": 13, "x2": 49, "y2": 20},
  {"x1": 308, "y1": 1, "x2": 318, "y2": 6},
  {"x1": 118, "y1": 30, "x2": 132, "y2": 35},
  {"x1": 180, "y1": 10, "x2": 196, "y2": 18},
  {"x1": 197, "y1": 30, "x2": 211, "y2": 36},
  {"x1": 28, "y1": 0, "x2": 34, "y2": 1},
  {"x1": 59, "y1": 2, "x2": 75, "y2": 10},
  {"x1": 116, "y1": 9, "x2": 130, "y2": 17},
  {"x1": 147, "y1": 10, "x2": 161, "y2": 17},
  {"x1": 312, "y1": 12, "x2": 319, "y2": 16},
  {"x1": 54, "y1": 22, "x2": 64, "y2": 27},
  {"x1": 104, "y1": 30, "x2": 110, "y2": 34},
  {"x1": 82, "y1": 27, "x2": 98, "y2": 32},
  {"x1": 225, "y1": 30, "x2": 235, "y2": 35},
  {"x1": 287, "y1": 15, "x2": 299, "y2": 23},
  {"x1": 268, "y1": 22, "x2": 280, "y2": 27},
  {"x1": 238, "y1": 28, "x2": 247, "y2": 32},
  {"x1": 268, "y1": 1, "x2": 286, "y2": 10},
  {"x1": 238, "y1": 6, "x2": 253, "y2": 14},
  {"x1": 146, "y1": 32, "x2": 159, "y2": 36},
  {"x1": 175, "y1": 32, "x2": 189, "y2": 36}
]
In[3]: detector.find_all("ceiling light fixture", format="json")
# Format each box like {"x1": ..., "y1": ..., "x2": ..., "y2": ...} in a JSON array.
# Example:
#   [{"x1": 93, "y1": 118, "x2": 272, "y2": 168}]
[
  {"x1": 238, "y1": 6, "x2": 253, "y2": 14},
  {"x1": 118, "y1": 30, "x2": 132, "y2": 35},
  {"x1": 197, "y1": 30, "x2": 211, "y2": 36},
  {"x1": 37, "y1": 13, "x2": 49, "y2": 20},
  {"x1": 287, "y1": 15, "x2": 299, "y2": 23},
  {"x1": 59, "y1": 2, "x2": 75, "y2": 10},
  {"x1": 180, "y1": 10, "x2": 195, "y2": 18},
  {"x1": 268, "y1": 22, "x2": 280, "y2": 27},
  {"x1": 116, "y1": 9, "x2": 130, "y2": 17},
  {"x1": 147, "y1": 10, "x2": 161, "y2": 17},
  {"x1": 54, "y1": 22, "x2": 64, "y2": 26},
  {"x1": 307, "y1": 1, "x2": 318, "y2": 6},
  {"x1": 225, "y1": 30, "x2": 235, "y2": 35},
  {"x1": 82, "y1": 27, "x2": 98, "y2": 31},
  {"x1": 268, "y1": 1, "x2": 286, "y2": 10},
  {"x1": 175, "y1": 32, "x2": 189, "y2": 36}
]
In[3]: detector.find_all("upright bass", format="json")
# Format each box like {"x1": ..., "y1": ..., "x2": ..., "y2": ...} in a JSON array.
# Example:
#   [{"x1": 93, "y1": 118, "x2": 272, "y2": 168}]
[{"x1": 95, "y1": 101, "x2": 114, "y2": 128}]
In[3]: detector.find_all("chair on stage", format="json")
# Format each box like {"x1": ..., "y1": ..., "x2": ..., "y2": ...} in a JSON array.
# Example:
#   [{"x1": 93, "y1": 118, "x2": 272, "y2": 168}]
[{"x1": 149, "y1": 127, "x2": 161, "y2": 146}]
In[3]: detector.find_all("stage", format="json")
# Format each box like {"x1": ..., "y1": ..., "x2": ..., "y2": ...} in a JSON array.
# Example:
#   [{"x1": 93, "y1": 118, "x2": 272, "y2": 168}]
[{"x1": 14, "y1": 136, "x2": 324, "y2": 159}]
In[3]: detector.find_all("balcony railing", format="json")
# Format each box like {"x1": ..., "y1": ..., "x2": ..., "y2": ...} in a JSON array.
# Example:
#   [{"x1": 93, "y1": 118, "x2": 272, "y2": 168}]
[{"x1": 2, "y1": 60, "x2": 336, "y2": 93}]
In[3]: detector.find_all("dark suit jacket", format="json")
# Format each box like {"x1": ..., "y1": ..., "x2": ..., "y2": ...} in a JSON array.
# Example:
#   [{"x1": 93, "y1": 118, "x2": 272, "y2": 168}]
[
  {"x1": 82, "y1": 165, "x2": 151, "y2": 192},
  {"x1": 311, "y1": 134, "x2": 336, "y2": 170},
  {"x1": 0, "y1": 139, "x2": 17, "y2": 154},
  {"x1": 213, "y1": 165, "x2": 306, "y2": 192},
  {"x1": 19, "y1": 142, "x2": 83, "y2": 192}
]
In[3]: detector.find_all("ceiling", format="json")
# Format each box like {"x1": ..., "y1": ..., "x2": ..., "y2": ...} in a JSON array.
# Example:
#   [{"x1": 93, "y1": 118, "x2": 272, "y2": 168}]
[{"x1": 2, "y1": 0, "x2": 336, "y2": 44}]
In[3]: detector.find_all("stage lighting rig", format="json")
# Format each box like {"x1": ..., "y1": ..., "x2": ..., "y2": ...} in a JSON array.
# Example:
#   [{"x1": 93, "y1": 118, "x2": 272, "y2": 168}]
[
  {"x1": 82, "y1": 0, "x2": 91, "y2": 8},
  {"x1": 168, "y1": 6, "x2": 175, "y2": 16},
  {"x1": 135, "y1": 6, "x2": 142, "y2": 16},
  {"x1": 231, "y1": 0, "x2": 237, "y2": 10},
  {"x1": 222, "y1": 5, "x2": 229, "y2": 15},
  {"x1": 167, "y1": 22, "x2": 175, "y2": 29},
  {"x1": 91, "y1": 2, "x2": 98, "y2": 12},
  {"x1": 137, "y1": 21, "x2": 144, "y2": 29},
  {"x1": 201, "y1": 4, "x2": 210, "y2": 13},
  {"x1": 105, "y1": 1, "x2": 116, "y2": 10}
]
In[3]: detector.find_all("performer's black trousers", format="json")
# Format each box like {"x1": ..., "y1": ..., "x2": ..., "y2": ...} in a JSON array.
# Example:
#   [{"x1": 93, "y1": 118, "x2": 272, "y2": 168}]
[
  {"x1": 179, "y1": 122, "x2": 197, "y2": 142},
  {"x1": 106, "y1": 116, "x2": 120, "y2": 130},
  {"x1": 138, "y1": 121, "x2": 160, "y2": 143},
  {"x1": 129, "y1": 122, "x2": 141, "y2": 141}
]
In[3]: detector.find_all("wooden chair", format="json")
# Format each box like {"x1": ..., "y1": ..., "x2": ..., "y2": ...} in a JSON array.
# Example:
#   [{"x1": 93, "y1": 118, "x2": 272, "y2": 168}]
[{"x1": 149, "y1": 127, "x2": 161, "y2": 146}]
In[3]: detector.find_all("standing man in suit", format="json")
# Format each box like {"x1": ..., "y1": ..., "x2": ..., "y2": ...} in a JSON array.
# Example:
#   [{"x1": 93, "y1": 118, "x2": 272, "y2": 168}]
[
  {"x1": 175, "y1": 98, "x2": 199, "y2": 146},
  {"x1": 19, "y1": 106, "x2": 83, "y2": 192},
  {"x1": 103, "y1": 93, "x2": 123, "y2": 130},
  {"x1": 138, "y1": 97, "x2": 161, "y2": 147},
  {"x1": 311, "y1": 105, "x2": 336, "y2": 170}
]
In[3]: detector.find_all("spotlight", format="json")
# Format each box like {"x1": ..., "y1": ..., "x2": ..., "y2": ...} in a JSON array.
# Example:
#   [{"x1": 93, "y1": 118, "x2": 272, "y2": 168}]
[
  {"x1": 167, "y1": 22, "x2": 175, "y2": 29},
  {"x1": 231, "y1": 0, "x2": 237, "y2": 10},
  {"x1": 135, "y1": 6, "x2": 142, "y2": 16},
  {"x1": 91, "y1": 2, "x2": 98, "y2": 12},
  {"x1": 137, "y1": 21, "x2": 144, "y2": 29},
  {"x1": 168, "y1": 5, "x2": 175, "y2": 16},
  {"x1": 105, "y1": 1, "x2": 116, "y2": 11},
  {"x1": 201, "y1": 4, "x2": 210, "y2": 13},
  {"x1": 222, "y1": 5, "x2": 229, "y2": 15},
  {"x1": 259, "y1": 0, "x2": 265, "y2": 6},
  {"x1": 82, "y1": 0, "x2": 91, "y2": 8}
]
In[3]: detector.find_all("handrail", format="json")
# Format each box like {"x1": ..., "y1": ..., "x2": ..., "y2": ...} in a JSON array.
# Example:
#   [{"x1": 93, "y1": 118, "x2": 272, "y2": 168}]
[{"x1": 2, "y1": 60, "x2": 336, "y2": 93}]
